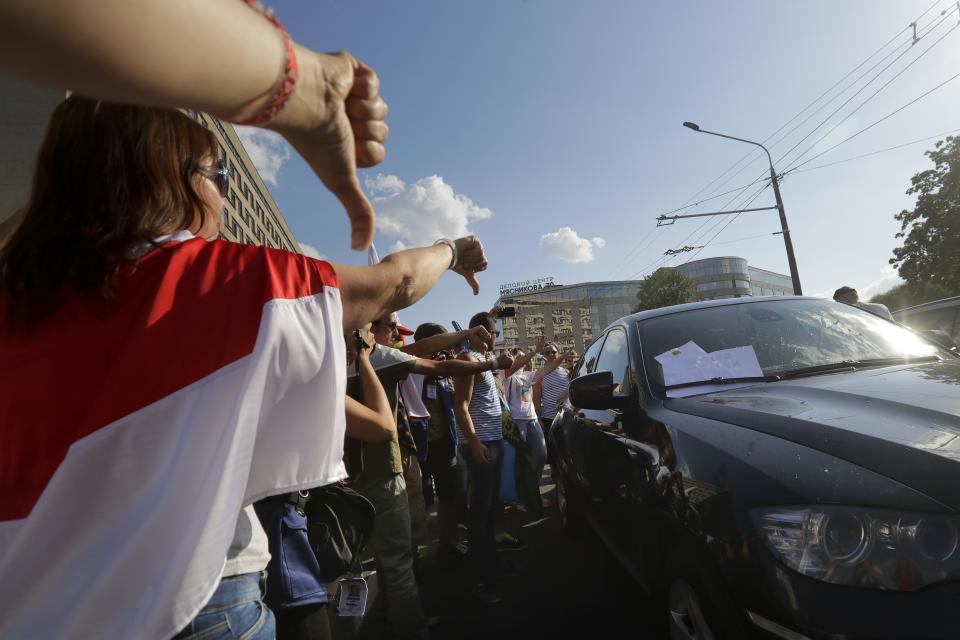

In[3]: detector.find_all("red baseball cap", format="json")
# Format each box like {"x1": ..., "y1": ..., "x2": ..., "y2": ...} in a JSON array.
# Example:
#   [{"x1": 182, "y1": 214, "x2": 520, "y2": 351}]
[{"x1": 397, "y1": 324, "x2": 414, "y2": 336}]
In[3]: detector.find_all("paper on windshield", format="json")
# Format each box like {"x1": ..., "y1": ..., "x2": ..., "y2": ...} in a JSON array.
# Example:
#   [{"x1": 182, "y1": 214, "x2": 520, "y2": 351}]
[{"x1": 655, "y1": 341, "x2": 764, "y2": 398}]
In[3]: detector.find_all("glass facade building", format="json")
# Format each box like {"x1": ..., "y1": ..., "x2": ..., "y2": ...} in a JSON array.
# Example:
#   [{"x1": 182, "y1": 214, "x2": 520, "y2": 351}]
[
  {"x1": 674, "y1": 256, "x2": 793, "y2": 301},
  {"x1": 748, "y1": 266, "x2": 795, "y2": 297},
  {"x1": 497, "y1": 281, "x2": 642, "y2": 356}
]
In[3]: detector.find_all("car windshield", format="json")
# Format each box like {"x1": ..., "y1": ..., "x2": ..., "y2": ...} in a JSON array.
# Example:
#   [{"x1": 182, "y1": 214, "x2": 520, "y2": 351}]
[{"x1": 640, "y1": 299, "x2": 947, "y2": 389}]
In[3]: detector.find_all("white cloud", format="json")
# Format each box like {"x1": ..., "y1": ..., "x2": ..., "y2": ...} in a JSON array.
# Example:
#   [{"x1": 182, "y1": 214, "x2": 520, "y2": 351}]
[
  {"x1": 366, "y1": 173, "x2": 406, "y2": 196},
  {"x1": 539, "y1": 227, "x2": 605, "y2": 263},
  {"x1": 814, "y1": 264, "x2": 902, "y2": 300},
  {"x1": 299, "y1": 242, "x2": 326, "y2": 260},
  {"x1": 234, "y1": 126, "x2": 291, "y2": 186},
  {"x1": 858, "y1": 264, "x2": 903, "y2": 299},
  {"x1": 364, "y1": 173, "x2": 493, "y2": 245},
  {"x1": 389, "y1": 240, "x2": 409, "y2": 253}
]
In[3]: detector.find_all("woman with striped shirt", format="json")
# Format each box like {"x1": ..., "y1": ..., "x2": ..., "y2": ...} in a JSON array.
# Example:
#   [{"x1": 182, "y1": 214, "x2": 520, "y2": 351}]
[
  {"x1": 533, "y1": 344, "x2": 578, "y2": 444},
  {"x1": 453, "y1": 312, "x2": 514, "y2": 605}
]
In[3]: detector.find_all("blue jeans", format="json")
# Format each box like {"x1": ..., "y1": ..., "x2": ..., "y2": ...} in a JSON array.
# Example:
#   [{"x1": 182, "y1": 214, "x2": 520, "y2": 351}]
[
  {"x1": 515, "y1": 419, "x2": 547, "y2": 477},
  {"x1": 463, "y1": 439, "x2": 503, "y2": 584},
  {"x1": 173, "y1": 572, "x2": 275, "y2": 640}
]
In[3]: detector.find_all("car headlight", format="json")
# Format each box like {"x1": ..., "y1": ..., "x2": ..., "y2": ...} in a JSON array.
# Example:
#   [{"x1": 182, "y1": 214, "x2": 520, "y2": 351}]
[{"x1": 752, "y1": 506, "x2": 960, "y2": 591}]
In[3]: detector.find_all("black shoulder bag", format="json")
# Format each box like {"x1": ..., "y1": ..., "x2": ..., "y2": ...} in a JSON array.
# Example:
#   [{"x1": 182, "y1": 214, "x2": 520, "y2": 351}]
[{"x1": 299, "y1": 484, "x2": 376, "y2": 582}]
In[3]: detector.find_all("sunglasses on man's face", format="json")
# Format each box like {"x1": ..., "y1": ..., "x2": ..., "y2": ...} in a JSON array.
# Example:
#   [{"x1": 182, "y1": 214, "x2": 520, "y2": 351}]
[
  {"x1": 197, "y1": 159, "x2": 232, "y2": 198},
  {"x1": 544, "y1": 350, "x2": 558, "y2": 356},
  {"x1": 376, "y1": 321, "x2": 398, "y2": 331}
]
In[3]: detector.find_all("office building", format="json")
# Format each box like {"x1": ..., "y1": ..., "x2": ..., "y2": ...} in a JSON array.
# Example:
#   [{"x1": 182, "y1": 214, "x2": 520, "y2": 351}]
[
  {"x1": 190, "y1": 112, "x2": 300, "y2": 252},
  {"x1": 1, "y1": 77, "x2": 63, "y2": 231},
  {"x1": 674, "y1": 256, "x2": 793, "y2": 301},
  {"x1": 496, "y1": 280, "x2": 642, "y2": 355},
  {"x1": 0, "y1": 77, "x2": 300, "y2": 254}
]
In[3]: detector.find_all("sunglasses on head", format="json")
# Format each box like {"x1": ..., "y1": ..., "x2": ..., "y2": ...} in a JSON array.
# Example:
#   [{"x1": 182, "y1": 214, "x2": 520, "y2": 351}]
[{"x1": 196, "y1": 159, "x2": 232, "y2": 197}]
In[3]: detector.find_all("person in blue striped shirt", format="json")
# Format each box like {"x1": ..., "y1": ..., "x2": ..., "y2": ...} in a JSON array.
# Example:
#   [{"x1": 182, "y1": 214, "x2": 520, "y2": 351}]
[{"x1": 453, "y1": 311, "x2": 522, "y2": 605}]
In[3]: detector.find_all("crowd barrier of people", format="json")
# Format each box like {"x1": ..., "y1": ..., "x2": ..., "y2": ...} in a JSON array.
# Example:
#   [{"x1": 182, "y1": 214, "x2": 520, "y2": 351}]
[{"x1": 2, "y1": 4, "x2": 885, "y2": 638}]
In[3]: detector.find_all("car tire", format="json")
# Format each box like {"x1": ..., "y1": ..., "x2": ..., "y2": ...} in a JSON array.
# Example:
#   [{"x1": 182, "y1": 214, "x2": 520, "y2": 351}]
[
  {"x1": 664, "y1": 545, "x2": 747, "y2": 640},
  {"x1": 554, "y1": 467, "x2": 588, "y2": 538}
]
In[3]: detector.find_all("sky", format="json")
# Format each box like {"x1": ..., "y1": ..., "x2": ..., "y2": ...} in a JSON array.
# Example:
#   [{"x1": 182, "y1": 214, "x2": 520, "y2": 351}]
[{"x1": 241, "y1": 0, "x2": 960, "y2": 332}]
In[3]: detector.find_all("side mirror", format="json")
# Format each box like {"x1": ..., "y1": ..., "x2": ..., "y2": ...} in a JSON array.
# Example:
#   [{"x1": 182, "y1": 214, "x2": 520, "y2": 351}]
[{"x1": 570, "y1": 371, "x2": 626, "y2": 410}]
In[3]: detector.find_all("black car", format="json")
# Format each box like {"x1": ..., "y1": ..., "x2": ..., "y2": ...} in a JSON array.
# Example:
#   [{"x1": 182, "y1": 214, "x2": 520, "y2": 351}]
[
  {"x1": 549, "y1": 296, "x2": 960, "y2": 640},
  {"x1": 893, "y1": 296, "x2": 960, "y2": 350}
]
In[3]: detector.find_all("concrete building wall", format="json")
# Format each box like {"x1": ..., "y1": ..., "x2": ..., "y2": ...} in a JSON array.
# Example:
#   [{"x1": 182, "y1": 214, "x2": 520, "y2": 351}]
[
  {"x1": 0, "y1": 77, "x2": 63, "y2": 222},
  {"x1": 498, "y1": 281, "x2": 642, "y2": 357},
  {"x1": 0, "y1": 81, "x2": 301, "y2": 254}
]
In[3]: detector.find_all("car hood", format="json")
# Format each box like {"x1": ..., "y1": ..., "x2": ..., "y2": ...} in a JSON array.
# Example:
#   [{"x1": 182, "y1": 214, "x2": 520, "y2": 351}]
[{"x1": 664, "y1": 359, "x2": 960, "y2": 511}]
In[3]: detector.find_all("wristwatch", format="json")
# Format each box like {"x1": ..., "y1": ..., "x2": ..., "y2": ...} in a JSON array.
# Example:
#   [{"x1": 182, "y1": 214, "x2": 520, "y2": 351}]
[{"x1": 433, "y1": 238, "x2": 458, "y2": 269}]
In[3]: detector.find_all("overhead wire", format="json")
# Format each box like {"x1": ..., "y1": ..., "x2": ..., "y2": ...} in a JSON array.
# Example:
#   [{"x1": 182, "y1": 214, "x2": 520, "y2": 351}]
[
  {"x1": 785, "y1": 70, "x2": 960, "y2": 172},
  {"x1": 777, "y1": 5, "x2": 960, "y2": 173},
  {"x1": 658, "y1": 178, "x2": 773, "y2": 216},
  {"x1": 648, "y1": 0, "x2": 945, "y2": 216},
  {"x1": 788, "y1": 126, "x2": 960, "y2": 173},
  {"x1": 681, "y1": 184, "x2": 774, "y2": 265},
  {"x1": 665, "y1": 0, "x2": 939, "y2": 210},
  {"x1": 643, "y1": 3, "x2": 959, "y2": 271},
  {"x1": 616, "y1": 0, "x2": 954, "y2": 279}
]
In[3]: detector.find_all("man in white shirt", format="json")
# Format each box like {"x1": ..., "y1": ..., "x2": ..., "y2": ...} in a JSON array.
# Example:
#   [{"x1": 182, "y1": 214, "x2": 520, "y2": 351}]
[
  {"x1": 833, "y1": 286, "x2": 894, "y2": 321},
  {"x1": 347, "y1": 313, "x2": 511, "y2": 638}
]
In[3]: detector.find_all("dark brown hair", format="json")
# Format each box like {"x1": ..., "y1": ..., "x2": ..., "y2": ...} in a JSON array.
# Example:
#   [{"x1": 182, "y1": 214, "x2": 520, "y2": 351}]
[
  {"x1": 414, "y1": 322, "x2": 447, "y2": 342},
  {"x1": 468, "y1": 311, "x2": 496, "y2": 332},
  {"x1": 0, "y1": 97, "x2": 218, "y2": 326}
]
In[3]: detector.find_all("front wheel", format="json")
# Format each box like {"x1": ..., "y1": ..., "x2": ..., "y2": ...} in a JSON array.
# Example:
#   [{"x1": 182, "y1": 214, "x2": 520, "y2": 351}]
[
  {"x1": 664, "y1": 547, "x2": 747, "y2": 640},
  {"x1": 668, "y1": 578, "x2": 716, "y2": 640}
]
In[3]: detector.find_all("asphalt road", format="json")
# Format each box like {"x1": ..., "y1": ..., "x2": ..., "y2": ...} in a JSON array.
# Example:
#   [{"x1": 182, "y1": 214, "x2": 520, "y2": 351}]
[{"x1": 355, "y1": 466, "x2": 663, "y2": 640}]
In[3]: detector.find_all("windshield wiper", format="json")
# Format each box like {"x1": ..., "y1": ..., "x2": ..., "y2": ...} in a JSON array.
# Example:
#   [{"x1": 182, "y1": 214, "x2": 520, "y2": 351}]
[
  {"x1": 781, "y1": 355, "x2": 940, "y2": 380},
  {"x1": 664, "y1": 375, "x2": 781, "y2": 391}
]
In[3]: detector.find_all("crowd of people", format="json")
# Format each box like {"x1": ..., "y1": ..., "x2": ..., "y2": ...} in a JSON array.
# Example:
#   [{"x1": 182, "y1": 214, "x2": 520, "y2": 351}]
[
  {"x1": 3, "y1": 4, "x2": 899, "y2": 639},
  {"x1": 0, "y1": 3, "x2": 581, "y2": 639}
]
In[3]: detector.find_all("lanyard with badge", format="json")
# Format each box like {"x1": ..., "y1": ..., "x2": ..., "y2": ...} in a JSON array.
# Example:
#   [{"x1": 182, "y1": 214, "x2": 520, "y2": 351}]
[{"x1": 336, "y1": 556, "x2": 368, "y2": 617}]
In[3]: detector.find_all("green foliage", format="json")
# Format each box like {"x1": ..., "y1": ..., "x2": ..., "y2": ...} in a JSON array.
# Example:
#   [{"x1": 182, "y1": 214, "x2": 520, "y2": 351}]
[
  {"x1": 634, "y1": 268, "x2": 695, "y2": 312},
  {"x1": 869, "y1": 281, "x2": 952, "y2": 312},
  {"x1": 890, "y1": 136, "x2": 960, "y2": 292}
]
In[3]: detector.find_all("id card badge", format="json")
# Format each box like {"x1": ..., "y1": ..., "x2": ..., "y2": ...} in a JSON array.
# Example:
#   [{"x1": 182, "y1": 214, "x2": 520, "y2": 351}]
[
  {"x1": 426, "y1": 384, "x2": 438, "y2": 400},
  {"x1": 337, "y1": 576, "x2": 368, "y2": 617}
]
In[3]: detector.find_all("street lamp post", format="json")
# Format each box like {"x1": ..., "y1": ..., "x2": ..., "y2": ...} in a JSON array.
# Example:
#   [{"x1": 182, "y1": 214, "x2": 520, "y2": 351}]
[{"x1": 682, "y1": 121, "x2": 803, "y2": 295}]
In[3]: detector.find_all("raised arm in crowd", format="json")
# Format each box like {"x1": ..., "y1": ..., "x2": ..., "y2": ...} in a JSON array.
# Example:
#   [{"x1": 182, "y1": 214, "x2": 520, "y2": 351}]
[{"x1": 0, "y1": 0, "x2": 385, "y2": 250}]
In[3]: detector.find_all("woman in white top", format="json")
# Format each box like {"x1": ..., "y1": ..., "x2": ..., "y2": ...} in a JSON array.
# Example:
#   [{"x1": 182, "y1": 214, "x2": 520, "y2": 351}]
[{"x1": 503, "y1": 337, "x2": 551, "y2": 481}]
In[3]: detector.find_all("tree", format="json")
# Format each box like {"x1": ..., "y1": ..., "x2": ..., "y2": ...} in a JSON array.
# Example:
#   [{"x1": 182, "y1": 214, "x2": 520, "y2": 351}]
[
  {"x1": 634, "y1": 268, "x2": 695, "y2": 312},
  {"x1": 890, "y1": 136, "x2": 960, "y2": 292},
  {"x1": 869, "y1": 281, "x2": 951, "y2": 312}
]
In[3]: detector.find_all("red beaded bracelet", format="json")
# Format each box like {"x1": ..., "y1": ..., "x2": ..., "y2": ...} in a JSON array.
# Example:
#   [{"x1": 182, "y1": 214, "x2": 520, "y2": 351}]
[{"x1": 234, "y1": 0, "x2": 299, "y2": 126}]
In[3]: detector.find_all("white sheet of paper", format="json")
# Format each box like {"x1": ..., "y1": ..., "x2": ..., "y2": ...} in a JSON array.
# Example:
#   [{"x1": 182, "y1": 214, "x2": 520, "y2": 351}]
[
  {"x1": 655, "y1": 341, "x2": 765, "y2": 398},
  {"x1": 709, "y1": 345, "x2": 763, "y2": 379},
  {"x1": 654, "y1": 341, "x2": 716, "y2": 386}
]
